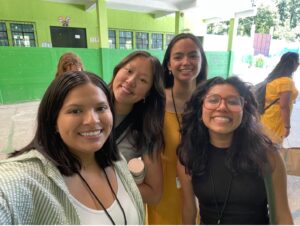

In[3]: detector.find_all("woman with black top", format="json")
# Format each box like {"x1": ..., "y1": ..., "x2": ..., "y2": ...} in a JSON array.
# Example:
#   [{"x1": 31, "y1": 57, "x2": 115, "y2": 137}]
[{"x1": 177, "y1": 76, "x2": 293, "y2": 224}]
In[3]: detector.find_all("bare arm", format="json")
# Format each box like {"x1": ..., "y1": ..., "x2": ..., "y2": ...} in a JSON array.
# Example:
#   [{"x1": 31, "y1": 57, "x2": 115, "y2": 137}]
[
  {"x1": 177, "y1": 160, "x2": 197, "y2": 224},
  {"x1": 269, "y1": 150, "x2": 293, "y2": 224},
  {"x1": 279, "y1": 91, "x2": 292, "y2": 138},
  {"x1": 137, "y1": 151, "x2": 163, "y2": 204}
]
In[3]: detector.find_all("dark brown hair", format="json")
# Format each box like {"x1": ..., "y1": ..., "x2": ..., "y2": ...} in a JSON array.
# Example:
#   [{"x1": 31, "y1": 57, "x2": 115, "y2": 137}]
[
  {"x1": 178, "y1": 76, "x2": 275, "y2": 176},
  {"x1": 12, "y1": 71, "x2": 119, "y2": 176},
  {"x1": 110, "y1": 51, "x2": 165, "y2": 156},
  {"x1": 163, "y1": 33, "x2": 208, "y2": 88}
]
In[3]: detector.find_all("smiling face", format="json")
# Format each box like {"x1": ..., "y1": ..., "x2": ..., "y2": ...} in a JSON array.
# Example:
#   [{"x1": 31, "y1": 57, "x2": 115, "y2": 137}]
[
  {"x1": 168, "y1": 38, "x2": 202, "y2": 84},
  {"x1": 202, "y1": 84, "x2": 243, "y2": 145},
  {"x1": 112, "y1": 56, "x2": 153, "y2": 114},
  {"x1": 56, "y1": 83, "x2": 113, "y2": 159}
]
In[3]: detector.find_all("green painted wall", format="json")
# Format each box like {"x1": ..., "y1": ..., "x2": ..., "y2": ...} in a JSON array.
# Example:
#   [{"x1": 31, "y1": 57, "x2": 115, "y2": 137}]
[
  {"x1": 206, "y1": 51, "x2": 231, "y2": 79},
  {"x1": 0, "y1": 0, "x2": 100, "y2": 48},
  {"x1": 0, "y1": 47, "x2": 229, "y2": 104},
  {"x1": 0, "y1": 0, "x2": 231, "y2": 104},
  {"x1": 107, "y1": 9, "x2": 175, "y2": 33},
  {"x1": 0, "y1": 47, "x2": 101, "y2": 104}
]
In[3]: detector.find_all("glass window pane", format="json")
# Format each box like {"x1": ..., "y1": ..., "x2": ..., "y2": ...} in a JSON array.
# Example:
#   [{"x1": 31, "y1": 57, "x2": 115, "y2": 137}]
[{"x1": 10, "y1": 23, "x2": 36, "y2": 47}]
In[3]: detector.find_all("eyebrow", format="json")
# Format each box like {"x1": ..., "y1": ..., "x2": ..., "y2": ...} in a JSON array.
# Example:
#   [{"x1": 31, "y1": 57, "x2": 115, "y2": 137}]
[{"x1": 64, "y1": 101, "x2": 108, "y2": 108}]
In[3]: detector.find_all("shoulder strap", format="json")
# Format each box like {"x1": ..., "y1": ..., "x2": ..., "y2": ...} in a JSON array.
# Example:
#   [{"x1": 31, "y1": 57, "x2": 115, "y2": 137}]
[
  {"x1": 263, "y1": 79, "x2": 279, "y2": 112},
  {"x1": 115, "y1": 111, "x2": 134, "y2": 141},
  {"x1": 264, "y1": 98, "x2": 280, "y2": 111}
]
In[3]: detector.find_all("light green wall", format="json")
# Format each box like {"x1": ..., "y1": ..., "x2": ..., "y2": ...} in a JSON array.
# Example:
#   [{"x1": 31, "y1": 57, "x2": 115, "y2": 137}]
[{"x1": 107, "y1": 9, "x2": 175, "y2": 33}]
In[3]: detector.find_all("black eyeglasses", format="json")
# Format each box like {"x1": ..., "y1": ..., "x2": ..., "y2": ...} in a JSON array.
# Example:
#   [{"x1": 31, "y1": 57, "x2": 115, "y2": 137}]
[{"x1": 203, "y1": 94, "x2": 245, "y2": 112}]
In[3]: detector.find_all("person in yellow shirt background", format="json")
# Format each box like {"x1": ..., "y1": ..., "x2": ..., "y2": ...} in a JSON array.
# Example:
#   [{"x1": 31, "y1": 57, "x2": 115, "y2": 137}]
[{"x1": 261, "y1": 52, "x2": 299, "y2": 145}]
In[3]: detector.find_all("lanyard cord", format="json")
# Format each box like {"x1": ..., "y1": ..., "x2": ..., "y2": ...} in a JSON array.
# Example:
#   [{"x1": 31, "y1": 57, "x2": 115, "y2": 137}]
[
  {"x1": 171, "y1": 87, "x2": 182, "y2": 129},
  {"x1": 77, "y1": 169, "x2": 127, "y2": 225},
  {"x1": 210, "y1": 167, "x2": 233, "y2": 224}
]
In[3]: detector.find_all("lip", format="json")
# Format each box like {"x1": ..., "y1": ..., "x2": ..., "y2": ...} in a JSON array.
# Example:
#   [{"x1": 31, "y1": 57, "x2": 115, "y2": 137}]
[
  {"x1": 211, "y1": 116, "x2": 232, "y2": 123},
  {"x1": 79, "y1": 129, "x2": 103, "y2": 137},
  {"x1": 121, "y1": 85, "x2": 133, "y2": 95}
]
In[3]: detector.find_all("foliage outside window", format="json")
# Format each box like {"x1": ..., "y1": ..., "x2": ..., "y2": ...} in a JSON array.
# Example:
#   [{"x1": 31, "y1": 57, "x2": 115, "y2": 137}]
[
  {"x1": 10, "y1": 23, "x2": 36, "y2": 47},
  {"x1": 151, "y1": 33, "x2": 163, "y2": 50},
  {"x1": 0, "y1": 22, "x2": 9, "y2": 46},
  {"x1": 165, "y1": 34, "x2": 174, "y2": 49},
  {"x1": 108, "y1": 29, "x2": 116, "y2": 49},
  {"x1": 136, "y1": 32, "x2": 148, "y2": 49},
  {"x1": 119, "y1": 31, "x2": 132, "y2": 49}
]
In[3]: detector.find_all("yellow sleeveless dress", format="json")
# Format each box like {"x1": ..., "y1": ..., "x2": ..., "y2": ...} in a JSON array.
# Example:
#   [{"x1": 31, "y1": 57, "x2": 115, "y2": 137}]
[
  {"x1": 147, "y1": 111, "x2": 182, "y2": 224},
  {"x1": 261, "y1": 77, "x2": 298, "y2": 144}
]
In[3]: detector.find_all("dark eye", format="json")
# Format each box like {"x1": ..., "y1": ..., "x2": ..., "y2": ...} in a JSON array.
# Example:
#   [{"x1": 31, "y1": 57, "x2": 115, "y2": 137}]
[
  {"x1": 96, "y1": 105, "x2": 109, "y2": 112},
  {"x1": 227, "y1": 97, "x2": 241, "y2": 106},
  {"x1": 140, "y1": 78, "x2": 147, "y2": 83},
  {"x1": 207, "y1": 95, "x2": 220, "y2": 104},
  {"x1": 189, "y1": 53, "x2": 199, "y2": 59},
  {"x1": 69, "y1": 108, "x2": 82, "y2": 114}
]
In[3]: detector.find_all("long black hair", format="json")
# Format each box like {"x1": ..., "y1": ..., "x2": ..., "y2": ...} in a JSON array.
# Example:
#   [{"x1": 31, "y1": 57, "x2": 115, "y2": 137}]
[
  {"x1": 110, "y1": 51, "x2": 165, "y2": 156},
  {"x1": 11, "y1": 71, "x2": 119, "y2": 176},
  {"x1": 177, "y1": 76, "x2": 276, "y2": 176},
  {"x1": 267, "y1": 52, "x2": 299, "y2": 81},
  {"x1": 163, "y1": 33, "x2": 208, "y2": 88}
]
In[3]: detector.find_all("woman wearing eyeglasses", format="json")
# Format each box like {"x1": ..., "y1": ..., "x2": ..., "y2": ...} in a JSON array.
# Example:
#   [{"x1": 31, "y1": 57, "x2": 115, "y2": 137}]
[{"x1": 177, "y1": 76, "x2": 293, "y2": 224}]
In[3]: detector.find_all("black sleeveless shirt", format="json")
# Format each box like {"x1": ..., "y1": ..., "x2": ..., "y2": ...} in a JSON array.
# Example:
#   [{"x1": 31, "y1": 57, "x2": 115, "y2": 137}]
[{"x1": 192, "y1": 144, "x2": 269, "y2": 225}]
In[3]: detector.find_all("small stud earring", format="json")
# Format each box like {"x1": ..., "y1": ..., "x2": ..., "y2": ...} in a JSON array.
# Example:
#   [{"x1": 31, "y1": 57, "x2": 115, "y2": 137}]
[{"x1": 169, "y1": 70, "x2": 172, "y2": 75}]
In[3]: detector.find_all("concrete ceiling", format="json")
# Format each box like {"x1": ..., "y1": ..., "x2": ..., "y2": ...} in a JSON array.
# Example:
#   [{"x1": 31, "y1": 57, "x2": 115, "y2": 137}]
[{"x1": 44, "y1": 0, "x2": 256, "y2": 20}]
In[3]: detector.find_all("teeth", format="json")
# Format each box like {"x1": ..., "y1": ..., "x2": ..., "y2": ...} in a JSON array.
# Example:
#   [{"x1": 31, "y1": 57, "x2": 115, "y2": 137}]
[
  {"x1": 214, "y1": 117, "x2": 230, "y2": 123},
  {"x1": 121, "y1": 86, "x2": 132, "y2": 94},
  {"x1": 80, "y1": 130, "x2": 101, "y2": 136}
]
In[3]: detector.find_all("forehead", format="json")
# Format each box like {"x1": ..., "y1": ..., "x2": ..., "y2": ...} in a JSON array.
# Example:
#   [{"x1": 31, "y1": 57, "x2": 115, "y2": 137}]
[
  {"x1": 125, "y1": 56, "x2": 153, "y2": 76},
  {"x1": 207, "y1": 84, "x2": 240, "y2": 96},
  {"x1": 63, "y1": 83, "x2": 108, "y2": 104},
  {"x1": 170, "y1": 38, "x2": 200, "y2": 54}
]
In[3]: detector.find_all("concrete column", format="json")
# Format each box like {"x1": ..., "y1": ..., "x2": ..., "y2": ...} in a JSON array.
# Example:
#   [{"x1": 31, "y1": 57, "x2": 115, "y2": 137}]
[
  {"x1": 96, "y1": 0, "x2": 108, "y2": 48},
  {"x1": 175, "y1": 11, "x2": 184, "y2": 34},
  {"x1": 227, "y1": 18, "x2": 238, "y2": 76}
]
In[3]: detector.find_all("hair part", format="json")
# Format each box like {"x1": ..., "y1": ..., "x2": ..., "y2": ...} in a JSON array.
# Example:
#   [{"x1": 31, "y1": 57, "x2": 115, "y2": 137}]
[
  {"x1": 12, "y1": 71, "x2": 119, "y2": 176},
  {"x1": 163, "y1": 33, "x2": 208, "y2": 88}
]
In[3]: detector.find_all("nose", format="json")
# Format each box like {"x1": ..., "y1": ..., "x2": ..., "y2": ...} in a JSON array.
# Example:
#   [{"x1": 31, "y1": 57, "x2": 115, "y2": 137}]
[
  {"x1": 83, "y1": 110, "x2": 100, "y2": 124},
  {"x1": 216, "y1": 99, "x2": 228, "y2": 111},
  {"x1": 126, "y1": 75, "x2": 137, "y2": 88},
  {"x1": 182, "y1": 56, "x2": 191, "y2": 65}
]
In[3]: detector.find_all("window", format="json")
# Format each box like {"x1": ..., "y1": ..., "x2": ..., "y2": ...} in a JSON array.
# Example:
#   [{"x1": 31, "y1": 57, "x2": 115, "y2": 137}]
[
  {"x1": 119, "y1": 31, "x2": 132, "y2": 49},
  {"x1": 0, "y1": 22, "x2": 8, "y2": 46},
  {"x1": 136, "y1": 32, "x2": 148, "y2": 49},
  {"x1": 165, "y1": 33, "x2": 175, "y2": 49},
  {"x1": 10, "y1": 23, "x2": 36, "y2": 47},
  {"x1": 108, "y1": 29, "x2": 116, "y2": 49},
  {"x1": 151, "y1": 33, "x2": 163, "y2": 50}
]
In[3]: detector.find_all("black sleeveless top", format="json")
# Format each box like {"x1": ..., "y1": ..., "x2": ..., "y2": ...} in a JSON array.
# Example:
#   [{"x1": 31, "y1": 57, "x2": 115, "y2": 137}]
[{"x1": 192, "y1": 144, "x2": 269, "y2": 225}]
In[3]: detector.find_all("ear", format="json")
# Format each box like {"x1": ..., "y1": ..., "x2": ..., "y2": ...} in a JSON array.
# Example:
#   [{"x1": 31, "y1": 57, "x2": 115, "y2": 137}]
[{"x1": 167, "y1": 61, "x2": 172, "y2": 72}]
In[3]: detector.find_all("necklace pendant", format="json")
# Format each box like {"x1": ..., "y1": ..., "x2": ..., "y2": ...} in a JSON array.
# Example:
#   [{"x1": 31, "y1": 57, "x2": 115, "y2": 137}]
[{"x1": 217, "y1": 219, "x2": 221, "y2": 224}]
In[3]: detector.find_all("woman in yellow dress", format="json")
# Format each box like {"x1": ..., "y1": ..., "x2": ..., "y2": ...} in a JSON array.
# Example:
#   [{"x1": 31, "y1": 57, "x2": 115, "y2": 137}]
[
  {"x1": 261, "y1": 52, "x2": 299, "y2": 145},
  {"x1": 147, "y1": 33, "x2": 208, "y2": 224}
]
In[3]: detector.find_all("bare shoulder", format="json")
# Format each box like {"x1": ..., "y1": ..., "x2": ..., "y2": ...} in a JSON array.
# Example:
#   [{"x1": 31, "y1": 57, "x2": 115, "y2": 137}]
[{"x1": 266, "y1": 148, "x2": 284, "y2": 173}]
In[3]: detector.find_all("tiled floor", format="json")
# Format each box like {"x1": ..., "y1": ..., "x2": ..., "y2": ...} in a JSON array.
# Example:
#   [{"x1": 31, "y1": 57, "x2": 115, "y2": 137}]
[{"x1": 1, "y1": 100, "x2": 300, "y2": 224}]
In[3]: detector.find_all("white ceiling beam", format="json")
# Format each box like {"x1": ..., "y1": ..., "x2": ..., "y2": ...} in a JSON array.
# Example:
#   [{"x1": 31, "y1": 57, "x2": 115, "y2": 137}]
[
  {"x1": 85, "y1": 2, "x2": 96, "y2": 11},
  {"x1": 106, "y1": 0, "x2": 179, "y2": 12}
]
